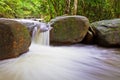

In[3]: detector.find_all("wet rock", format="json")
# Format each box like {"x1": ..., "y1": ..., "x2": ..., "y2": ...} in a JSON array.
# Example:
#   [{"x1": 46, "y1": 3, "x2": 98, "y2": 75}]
[
  {"x1": 50, "y1": 16, "x2": 90, "y2": 45},
  {"x1": 0, "y1": 18, "x2": 31, "y2": 60},
  {"x1": 91, "y1": 19, "x2": 120, "y2": 47}
]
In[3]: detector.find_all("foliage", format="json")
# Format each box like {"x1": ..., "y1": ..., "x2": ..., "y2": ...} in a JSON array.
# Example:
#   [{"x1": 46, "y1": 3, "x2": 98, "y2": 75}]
[
  {"x1": 0, "y1": 0, "x2": 119, "y2": 22},
  {"x1": 77, "y1": 0, "x2": 115, "y2": 22}
]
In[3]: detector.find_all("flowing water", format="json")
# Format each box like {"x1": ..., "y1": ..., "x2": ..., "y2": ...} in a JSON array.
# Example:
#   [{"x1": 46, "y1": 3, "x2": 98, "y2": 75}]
[
  {"x1": 32, "y1": 27, "x2": 49, "y2": 45},
  {"x1": 13, "y1": 19, "x2": 50, "y2": 45},
  {"x1": 0, "y1": 22, "x2": 120, "y2": 80}
]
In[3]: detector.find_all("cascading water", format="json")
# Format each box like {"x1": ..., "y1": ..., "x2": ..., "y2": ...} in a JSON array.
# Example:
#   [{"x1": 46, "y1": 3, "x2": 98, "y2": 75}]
[
  {"x1": 13, "y1": 19, "x2": 51, "y2": 45},
  {"x1": 0, "y1": 20, "x2": 120, "y2": 80},
  {"x1": 32, "y1": 23, "x2": 50, "y2": 45}
]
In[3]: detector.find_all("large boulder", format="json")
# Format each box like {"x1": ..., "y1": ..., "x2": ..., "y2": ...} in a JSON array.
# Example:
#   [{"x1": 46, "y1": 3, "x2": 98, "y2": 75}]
[
  {"x1": 91, "y1": 19, "x2": 120, "y2": 47},
  {"x1": 50, "y1": 16, "x2": 90, "y2": 45},
  {"x1": 0, "y1": 18, "x2": 31, "y2": 60}
]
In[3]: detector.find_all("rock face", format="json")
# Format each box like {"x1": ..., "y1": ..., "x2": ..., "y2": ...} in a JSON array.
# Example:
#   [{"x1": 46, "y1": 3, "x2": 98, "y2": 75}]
[
  {"x1": 0, "y1": 18, "x2": 31, "y2": 60},
  {"x1": 91, "y1": 19, "x2": 120, "y2": 47},
  {"x1": 50, "y1": 16, "x2": 90, "y2": 45}
]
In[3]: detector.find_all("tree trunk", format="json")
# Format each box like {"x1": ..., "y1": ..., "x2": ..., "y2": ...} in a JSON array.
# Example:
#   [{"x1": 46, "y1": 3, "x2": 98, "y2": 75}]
[
  {"x1": 73, "y1": 0, "x2": 78, "y2": 15},
  {"x1": 64, "y1": 0, "x2": 71, "y2": 14}
]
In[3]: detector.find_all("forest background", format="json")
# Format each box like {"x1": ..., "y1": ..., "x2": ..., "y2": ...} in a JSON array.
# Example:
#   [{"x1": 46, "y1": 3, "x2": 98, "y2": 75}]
[{"x1": 0, "y1": 0, "x2": 119, "y2": 22}]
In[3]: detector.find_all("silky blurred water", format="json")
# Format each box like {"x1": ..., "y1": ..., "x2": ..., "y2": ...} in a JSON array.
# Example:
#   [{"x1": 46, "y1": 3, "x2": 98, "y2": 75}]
[{"x1": 0, "y1": 43, "x2": 120, "y2": 80}]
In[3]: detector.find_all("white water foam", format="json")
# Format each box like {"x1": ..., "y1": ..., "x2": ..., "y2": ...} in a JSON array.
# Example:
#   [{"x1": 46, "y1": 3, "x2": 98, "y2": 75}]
[
  {"x1": 0, "y1": 44, "x2": 120, "y2": 80},
  {"x1": 32, "y1": 28, "x2": 49, "y2": 45}
]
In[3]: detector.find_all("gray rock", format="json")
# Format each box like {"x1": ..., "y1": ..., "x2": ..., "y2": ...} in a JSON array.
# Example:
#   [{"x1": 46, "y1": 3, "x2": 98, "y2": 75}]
[
  {"x1": 91, "y1": 19, "x2": 120, "y2": 47},
  {"x1": 50, "y1": 16, "x2": 90, "y2": 45}
]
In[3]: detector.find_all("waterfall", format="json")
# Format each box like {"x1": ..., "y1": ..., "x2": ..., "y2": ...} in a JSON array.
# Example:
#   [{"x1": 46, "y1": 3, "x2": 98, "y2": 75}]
[
  {"x1": 13, "y1": 19, "x2": 51, "y2": 45},
  {"x1": 32, "y1": 23, "x2": 50, "y2": 45},
  {"x1": 32, "y1": 29, "x2": 50, "y2": 45}
]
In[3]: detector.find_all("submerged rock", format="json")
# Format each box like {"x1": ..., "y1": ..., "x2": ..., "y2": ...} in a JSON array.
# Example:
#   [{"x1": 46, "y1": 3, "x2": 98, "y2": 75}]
[
  {"x1": 0, "y1": 18, "x2": 31, "y2": 60},
  {"x1": 50, "y1": 16, "x2": 90, "y2": 45},
  {"x1": 91, "y1": 19, "x2": 120, "y2": 47}
]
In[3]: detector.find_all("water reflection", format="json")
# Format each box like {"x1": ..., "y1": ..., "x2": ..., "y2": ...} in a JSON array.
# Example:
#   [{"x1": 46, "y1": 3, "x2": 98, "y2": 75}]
[{"x1": 0, "y1": 44, "x2": 120, "y2": 80}]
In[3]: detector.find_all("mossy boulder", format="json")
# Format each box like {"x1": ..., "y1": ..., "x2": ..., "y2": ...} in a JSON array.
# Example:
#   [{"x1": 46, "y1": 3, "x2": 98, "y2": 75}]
[
  {"x1": 50, "y1": 16, "x2": 90, "y2": 45},
  {"x1": 91, "y1": 19, "x2": 120, "y2": 47},
  {"x1": 0, "y1": 18, "x2": 31, "y2": 60}
]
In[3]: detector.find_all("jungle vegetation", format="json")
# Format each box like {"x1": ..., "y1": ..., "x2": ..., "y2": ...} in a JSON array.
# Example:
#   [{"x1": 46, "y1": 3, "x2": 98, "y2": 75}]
[{"x1": 0, "y1": 0, "x2": 119, "y2": 22}]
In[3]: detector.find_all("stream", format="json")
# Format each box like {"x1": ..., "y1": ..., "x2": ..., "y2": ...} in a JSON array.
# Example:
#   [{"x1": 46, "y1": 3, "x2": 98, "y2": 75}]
[{"x1": 0, "y1": 43, "x2": 120, "y2": 80}]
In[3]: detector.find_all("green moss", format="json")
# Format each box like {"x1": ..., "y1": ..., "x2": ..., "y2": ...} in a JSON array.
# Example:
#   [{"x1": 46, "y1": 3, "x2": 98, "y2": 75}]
[{"x1": 52, "y1": 18, "x2": 81, "y2": 41}]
